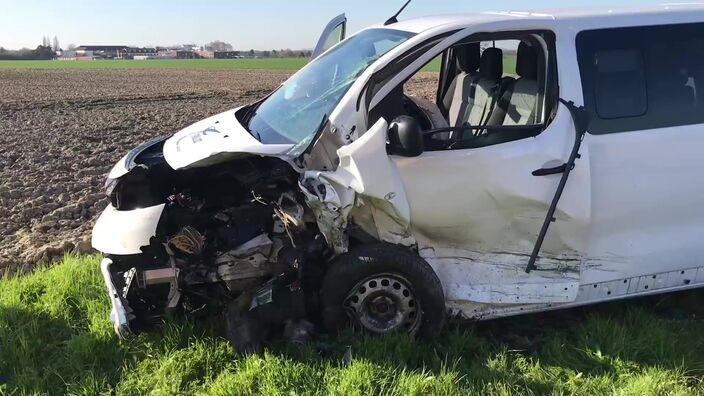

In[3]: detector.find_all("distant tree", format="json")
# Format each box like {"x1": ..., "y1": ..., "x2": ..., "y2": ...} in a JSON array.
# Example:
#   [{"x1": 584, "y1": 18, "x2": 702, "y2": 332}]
[
  {"x1": 52, "y1": 35, "x2": 60, "y2": 51},
  {"x1": 0, "y1": 45, "x2": 55, "y2": 60},
  {"x1": 248, "y1": 49, "x2": 255, "y2": 57},
  {"x1": 272, "y1": 49, "x2": 278, "y2": 58},
  {"x1": 42, "y1": 36, "x2": 49, "y2": 47},
  {"x1": 262, "y1": 50, "x2": 271, "y2": 57},
  {"x1": 204, "y1": 40, "x2": 233, "y2": 52},
  {"x1": 298, "y1": 51, "x2": 305, "y2": 58},
  {"x1": 281, "y1": 48, "x2": 295, "y2": 58},
  {"x1": 67, "y1": 43, "x2": 76, "y2": 51},
  {"x1": 35, "y1": 44, "x2": 56, "y2": 59}
]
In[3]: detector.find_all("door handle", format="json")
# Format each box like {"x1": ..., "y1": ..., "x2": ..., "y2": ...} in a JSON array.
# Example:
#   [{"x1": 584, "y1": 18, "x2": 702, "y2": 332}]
[{"x1": 532, "y1": 164, "x2": 567, "y2": 176}]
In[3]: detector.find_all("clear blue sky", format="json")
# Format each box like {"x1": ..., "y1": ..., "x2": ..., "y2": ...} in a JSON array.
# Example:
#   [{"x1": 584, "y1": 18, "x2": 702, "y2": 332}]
[{"x1": 0, "y1": 0, "x2": 663, "y2": 50}]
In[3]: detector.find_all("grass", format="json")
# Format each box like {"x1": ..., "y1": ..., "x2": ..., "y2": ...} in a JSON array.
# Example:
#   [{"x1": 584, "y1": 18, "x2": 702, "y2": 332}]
[
  {"x1": 2, "y1": 255, "x2": 704, "y2": 395},
  {"x1": 0, "y1": 55, "x2": 516, "y2": 74},
  {"x1": 0, "y1": 58, "x2": 309, "y2": 71}
]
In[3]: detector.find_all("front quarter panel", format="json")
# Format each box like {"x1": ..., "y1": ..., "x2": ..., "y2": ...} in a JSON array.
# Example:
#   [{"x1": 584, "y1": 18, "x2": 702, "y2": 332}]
[{"x1": 301, "y1": 119, "x2": 415, "y2": 252}]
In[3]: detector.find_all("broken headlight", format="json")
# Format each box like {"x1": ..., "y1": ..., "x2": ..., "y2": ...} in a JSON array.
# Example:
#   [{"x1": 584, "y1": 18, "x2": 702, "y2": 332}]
[{"x1": 105, "y1": 177, "x2": 119, "y2": 198}]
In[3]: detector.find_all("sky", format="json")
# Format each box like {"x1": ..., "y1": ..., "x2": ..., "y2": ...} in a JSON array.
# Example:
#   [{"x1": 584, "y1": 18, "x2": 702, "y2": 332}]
[{"x1": 0, "y1": 0, "x2": 666, "y2": 50}]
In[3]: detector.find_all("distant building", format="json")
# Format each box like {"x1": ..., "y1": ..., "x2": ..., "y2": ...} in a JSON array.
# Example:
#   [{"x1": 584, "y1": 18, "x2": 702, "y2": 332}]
[
  {"x1": 176, "y1": 50, "x2": 197, "y2": 59},
  {"x1": 157, "y1": 49, "x2": 177, "y2": 59},
  {"x1": 214, "y1": 51, "x2": 241, "y2": 59},
  {"x1": 58, "y1": 50, "x2": 77, "y2": 60},
  {"x1": 74, "y1": 45, "x2": 127, "y2": 59},
  {"x1": 196, "y1": 50, "x2": 214, "y2": 59},
  {"x1": 123, "y1": 47, "x2": 158, "y2": 59},
  {"x1": 180, "y1": 44, "x2": 202, "y2": 51}
]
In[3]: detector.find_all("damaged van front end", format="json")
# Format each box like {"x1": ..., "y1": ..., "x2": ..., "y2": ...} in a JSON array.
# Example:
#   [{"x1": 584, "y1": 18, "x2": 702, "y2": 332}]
[
  {"x1": 92, "y1": 110, "x2": 324, "y2": 342},
  {"x1": 92, "y1": 114, "x2": 419, "y2": 349},
  {"x1": 93, "y1": 4, "x2": 704, "y2": 353},
  {"x1": 91, "y1": 26, "x2": 431, "y2": 349}
]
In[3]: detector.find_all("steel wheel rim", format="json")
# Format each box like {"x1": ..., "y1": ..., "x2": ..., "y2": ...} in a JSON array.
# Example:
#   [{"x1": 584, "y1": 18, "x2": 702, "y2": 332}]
[{"x1": 344, "y1": 273, "x2": 421, "y2": 334}]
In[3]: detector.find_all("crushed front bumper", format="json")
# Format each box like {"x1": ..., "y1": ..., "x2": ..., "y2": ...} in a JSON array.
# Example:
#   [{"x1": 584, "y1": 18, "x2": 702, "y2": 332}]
[
  {"x1": 100, "y1": 256, "x2": 180, "y2": 338},
  {"x1": 100, "y1": 257, "x2": 134, "y2": 338}
]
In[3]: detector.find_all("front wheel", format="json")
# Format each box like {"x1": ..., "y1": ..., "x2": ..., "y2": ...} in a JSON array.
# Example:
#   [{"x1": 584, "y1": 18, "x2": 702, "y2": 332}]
[{"x1": 320, "y1": 243, "x2": 445, "y2": 338}]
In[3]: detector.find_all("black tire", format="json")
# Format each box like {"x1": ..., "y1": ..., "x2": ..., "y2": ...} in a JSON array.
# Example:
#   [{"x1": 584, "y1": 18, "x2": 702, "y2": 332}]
[{"x1": 320, "y1": 243, "x2": 445, "y2": 338}]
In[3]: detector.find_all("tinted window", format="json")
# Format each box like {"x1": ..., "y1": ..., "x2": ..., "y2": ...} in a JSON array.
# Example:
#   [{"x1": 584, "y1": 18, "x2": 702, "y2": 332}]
[
  {"x1": 593, "y1": 50, "x2": 647, "y2": 119},
  {"x1": 577, "y1": 23, "x2": 704, "y2": 134}
]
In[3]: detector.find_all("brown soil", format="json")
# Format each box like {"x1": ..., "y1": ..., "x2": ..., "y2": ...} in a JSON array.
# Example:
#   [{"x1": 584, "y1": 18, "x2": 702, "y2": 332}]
[{"x1": 0, "y1": 68, "x2": 436, "y2": 275}]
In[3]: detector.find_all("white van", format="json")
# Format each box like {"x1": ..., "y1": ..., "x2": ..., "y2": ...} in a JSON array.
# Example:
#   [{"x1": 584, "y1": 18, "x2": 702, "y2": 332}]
[{"x1": 92, "y1": 4, "x2": 704, "y2": 350}]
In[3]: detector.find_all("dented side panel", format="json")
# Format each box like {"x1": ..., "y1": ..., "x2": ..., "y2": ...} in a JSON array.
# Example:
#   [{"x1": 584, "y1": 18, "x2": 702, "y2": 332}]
[
  {"x1": 394, "y1": 108, "x2": 591, "y2": 312},
  {"x1": 421, "y1": 247, "x2": 580, "y2": 304}
]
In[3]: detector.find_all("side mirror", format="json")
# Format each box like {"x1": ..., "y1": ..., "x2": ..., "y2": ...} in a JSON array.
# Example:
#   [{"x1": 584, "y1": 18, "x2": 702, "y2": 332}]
[{"x1": 388, "y1": 115, "x2": 424, "y2": 157}]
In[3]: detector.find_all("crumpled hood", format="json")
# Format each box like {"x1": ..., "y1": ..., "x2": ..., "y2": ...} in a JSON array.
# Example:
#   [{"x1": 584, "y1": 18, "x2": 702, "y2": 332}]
[
  {"x1": 108, "y1": 135, "x2": 169, "y2": 179},
  {"x1": 163, "y1": 107, "x2": 293, "y2": 170}
]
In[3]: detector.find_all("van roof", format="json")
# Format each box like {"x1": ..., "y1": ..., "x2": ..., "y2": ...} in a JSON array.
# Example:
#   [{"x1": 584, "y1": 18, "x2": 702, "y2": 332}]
[{"x1": 386, "y1": 3, "x2": 704, "y2": 33}]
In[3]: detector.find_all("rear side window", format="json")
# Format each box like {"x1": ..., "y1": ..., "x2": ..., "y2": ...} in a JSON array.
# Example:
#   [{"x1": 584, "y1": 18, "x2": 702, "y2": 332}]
[
  {"x1": 577, "y1": 22, "x2": 704, "y2": 134},
  {"x1": 593, "y1": 50, "x2": 647, "y2": 119}
]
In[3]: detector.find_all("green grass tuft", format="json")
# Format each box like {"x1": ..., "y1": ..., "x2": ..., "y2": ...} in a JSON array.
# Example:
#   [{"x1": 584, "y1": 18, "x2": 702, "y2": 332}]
[{"x1": 2, "y1": 255, "x2": 704, "y2": 395}]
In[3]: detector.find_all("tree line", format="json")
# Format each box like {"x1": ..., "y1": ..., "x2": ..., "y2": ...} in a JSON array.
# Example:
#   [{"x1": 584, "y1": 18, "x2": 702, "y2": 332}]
[
  {"x1": 202, "y1": 42, "x2": 312, "y2": 58},
  {"x1": 247, "y1": 49, "x2": 313, "y2": 58},
  {"x1": 0, "y1": 35, "x2": 68, "y2": 60},
  {"x1": 0, "y1": 46, "x2": 56, "y2": 60}
]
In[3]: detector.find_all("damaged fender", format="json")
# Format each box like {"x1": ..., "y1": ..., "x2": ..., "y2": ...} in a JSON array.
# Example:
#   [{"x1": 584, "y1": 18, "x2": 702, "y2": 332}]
[
  {"x1": 92, "y1": 203, "x2": 165, "y2": 255},
  {"x1": 301, "y1": 119, "x2": 415, "y2": 253}
]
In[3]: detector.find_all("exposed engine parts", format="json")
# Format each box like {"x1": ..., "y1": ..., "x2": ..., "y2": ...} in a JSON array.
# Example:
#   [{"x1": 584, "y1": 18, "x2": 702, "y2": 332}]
[
  {"x1": 168, "y1": 226, "x2": 205, "y2": 255},
  {"x1": 106, "y1": 156, "x2": 330, "y2": 352}
]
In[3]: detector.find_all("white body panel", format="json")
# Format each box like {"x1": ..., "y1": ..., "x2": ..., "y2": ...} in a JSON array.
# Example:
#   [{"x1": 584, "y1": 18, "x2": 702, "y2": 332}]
[
  {"x1": 92, "y1": 204, "x2": 165, "y2": 255},
  {"x1": 324, "y1": 118, "x2": 411, "y2": 224},
  {"x1": 583, "y1": 125, "x2": 704, "y2": 284},
  {"x1": 107, "y1": 153, "x2": 130, "y2": 179}
]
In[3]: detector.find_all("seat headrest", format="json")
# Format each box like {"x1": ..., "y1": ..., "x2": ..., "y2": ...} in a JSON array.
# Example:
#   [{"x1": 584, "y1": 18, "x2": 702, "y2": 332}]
[
  {"x1": 650, "y1": 57, "x2": 689, "y2": 85},
  {"x1": 480, "y1": 47, "x2": 503, "y2": 81},
  {"x1": 516, "y1": 42, "x2": 538, "y2": 79},
  {"x1": 456, "y1": 43, "x2": 480, "y2": 74}
]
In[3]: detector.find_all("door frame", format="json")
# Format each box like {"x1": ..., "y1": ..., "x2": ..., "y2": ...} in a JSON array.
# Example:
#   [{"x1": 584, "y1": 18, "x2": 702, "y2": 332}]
[{"x1": 311, "y1": 13, "x2": 347, "y2": 60}]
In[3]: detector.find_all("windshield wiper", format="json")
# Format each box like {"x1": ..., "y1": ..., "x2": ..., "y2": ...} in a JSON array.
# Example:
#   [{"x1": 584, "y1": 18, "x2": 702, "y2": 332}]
[
  {"x1": 249, "y1": 128, "x2": 262, "y2": 142},
  {"x1": 240, "y1": 104, "x2": 262, "y2": 141},
  {"x1": 297, "y1": 113, "x2": 329, "y2": 159},
  {"x1": 241, "y1": 103, "x2": 256, "y2": 124},
  {"x1": 313, "y1": 113, "x2": 329, "y2": 141}
]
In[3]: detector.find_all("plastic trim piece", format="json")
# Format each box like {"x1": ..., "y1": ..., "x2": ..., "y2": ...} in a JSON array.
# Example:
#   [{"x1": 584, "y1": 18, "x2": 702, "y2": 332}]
[{"x1": 100, "y1": 258, "x2": 133, "y2": 338}]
